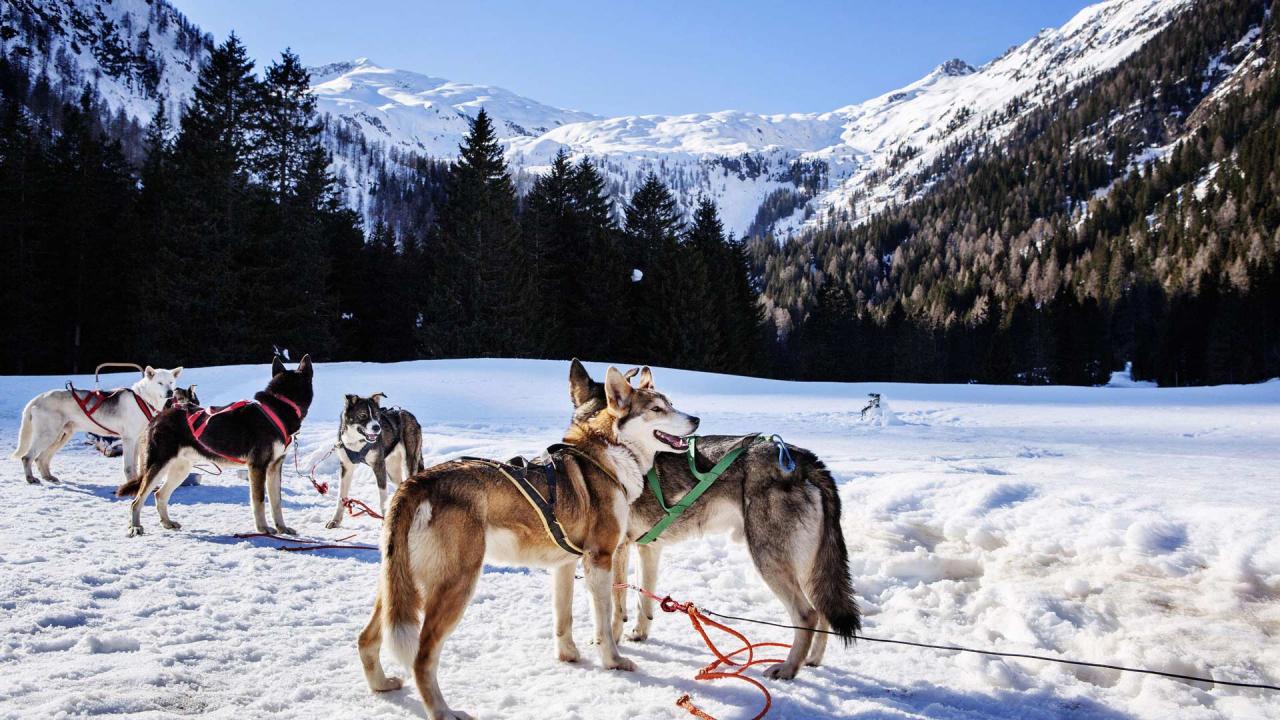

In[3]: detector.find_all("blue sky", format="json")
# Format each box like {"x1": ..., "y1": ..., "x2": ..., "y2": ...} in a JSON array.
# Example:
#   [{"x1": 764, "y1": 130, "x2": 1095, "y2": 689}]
[{"x1": 169, "y1": 0, "x2": 1092, "y2": 117}]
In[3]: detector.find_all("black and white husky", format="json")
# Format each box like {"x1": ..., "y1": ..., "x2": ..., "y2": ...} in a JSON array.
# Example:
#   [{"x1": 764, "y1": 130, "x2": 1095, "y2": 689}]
[
  {"x1": 126, "y1": 356, "x2": 314, "y2": 537},
  {"x1": 327, "y1": 393, "x2": 424, "y2": 528},
  {"x1": 11, "y1": 367, "x2": 183, "y2": 485},
  {"x1": 567, "y1": 360, "x2": 860, "y2": 680}
]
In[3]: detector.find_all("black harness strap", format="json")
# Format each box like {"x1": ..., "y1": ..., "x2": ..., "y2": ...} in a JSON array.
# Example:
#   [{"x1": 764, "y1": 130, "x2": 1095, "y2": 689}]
[
  {"x1": 342, "y1": 442, "x2": 375, "y2": 465},
  {"x1": 459, "y1": 453, "x2": 584, "y2": 556},
  {"x1": 340, "y1": 408, "x2": 404, "y2": 466}
]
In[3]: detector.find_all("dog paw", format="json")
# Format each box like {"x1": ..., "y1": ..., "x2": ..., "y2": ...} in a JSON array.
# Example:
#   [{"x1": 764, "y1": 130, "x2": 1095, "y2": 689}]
[
  {"x1": 604, "y1": 656, "x2": 636, "y2": 672},
  {"x1": 370, "y1": 676, "x2": 402, "y2": 692},
  {"x1": 764, "y1": 663, "x2": 799, "y2": 680},
  {"x1": 274, "y1": 525, "x2": 297, "y2": 536},
  {"x1": 161, "y1": 520, "x2": 182, "y2": 530},
  {"x1": 557, "y1": 643, "x2": 581, "y2": 663},
  {"x1": 325, "y1": 519, "x2": 342, "y2": 530},
  {"x1": 626, "y1": 628, "x2": 650, "y2": 643},
  {"x1": 434, "y1": 710, "x2": 474, "y2": 720},
  {"x1": 127, "y1": 525, "x2": 145, "y2": 538},
  {"x1": 42, "y1": 475, "x2": 61, "y2": 484},
  {"x1": 25, "y1": 476, "x2": 40, "y2": 485}
]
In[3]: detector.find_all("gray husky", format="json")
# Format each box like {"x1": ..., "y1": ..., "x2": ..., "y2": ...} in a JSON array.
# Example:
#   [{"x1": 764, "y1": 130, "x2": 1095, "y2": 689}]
[
  {"x1": 327, "y1": 393, "x2": 424, "y2": 528},
  {"x1": 567, "y1": 360, "x2": 860, "y2": 680}
]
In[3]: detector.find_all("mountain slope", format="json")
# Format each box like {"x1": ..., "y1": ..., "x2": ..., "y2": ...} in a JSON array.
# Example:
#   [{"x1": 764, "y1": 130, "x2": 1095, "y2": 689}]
[
  {"x1": 755, "y1": 0, "x2": 1279, "y2": 386},
  {"x1": 1, "y1": 0, "x2": 1198, "y2": 240},
  {"x1": 309, "y1": 57, "x2": 598, "y2": 158},
  {"x1": 500, "y1": 0, "x2": 1192, "y2": 237}
]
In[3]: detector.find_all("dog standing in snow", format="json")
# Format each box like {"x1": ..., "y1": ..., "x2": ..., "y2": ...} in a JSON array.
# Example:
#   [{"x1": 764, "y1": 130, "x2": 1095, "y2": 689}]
[
  {"x1": 327, "y1": 393, "x2": 424, "y2": 528},
  {"x1": 125, "y1": 356, "x2": 314, "y2": 537},
  {"x1": 358, "y1": 365, "x2": 698, "y2": 720},
  {"x1": 567, "y1": 361, "x2": 861, "y2": 679},
  {"x1": 11, "y1": 366, "x2": 183, "y2": 486}
]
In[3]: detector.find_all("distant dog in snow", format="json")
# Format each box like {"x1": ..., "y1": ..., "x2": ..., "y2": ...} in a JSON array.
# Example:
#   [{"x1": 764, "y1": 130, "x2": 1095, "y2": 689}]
[
  {"x1": 327, "y1": 393, "x2": 424, "y2": 528},
  {"x1": 11, "y1": 366, "x2": 183, "y2": 485},
  {"x1": 126, "y1": 356, "x2": 314, "y2": 537}
]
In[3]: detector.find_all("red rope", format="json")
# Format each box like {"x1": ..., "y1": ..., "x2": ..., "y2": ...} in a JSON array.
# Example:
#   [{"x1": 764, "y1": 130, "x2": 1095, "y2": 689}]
[
  {"x1": 233, "y1": 531, "x2": 377, "y2": 553},
  {"x1": 293, "y1": 442, "x2": 331, "y2": 495},
  {"x1": 616, "y1": 584, "x2": 788, "y2": 720},
  {"x1": 343, "y1": 497, "x2": 384, "y2": 520}
]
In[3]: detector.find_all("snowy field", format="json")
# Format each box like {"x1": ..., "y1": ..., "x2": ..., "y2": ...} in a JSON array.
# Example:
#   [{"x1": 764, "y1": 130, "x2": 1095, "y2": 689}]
[{"x1": 1, "y1": 358, "x2": 1278, "y2": 720}]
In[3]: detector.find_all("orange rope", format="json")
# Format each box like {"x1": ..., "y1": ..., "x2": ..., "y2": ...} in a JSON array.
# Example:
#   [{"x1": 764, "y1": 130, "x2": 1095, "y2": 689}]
[
  {"x1": 616, "y1": 584, "x2": 790, "y2": 720},
  {"x1": 343, "y1": 497, "x2": 384, "y2": 520}
]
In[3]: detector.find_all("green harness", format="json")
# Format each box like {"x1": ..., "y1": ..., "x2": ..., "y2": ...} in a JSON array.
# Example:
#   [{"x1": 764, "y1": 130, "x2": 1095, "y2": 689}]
[{"x1": 636, "y1": 434, "x2": 793, "y2": 545}]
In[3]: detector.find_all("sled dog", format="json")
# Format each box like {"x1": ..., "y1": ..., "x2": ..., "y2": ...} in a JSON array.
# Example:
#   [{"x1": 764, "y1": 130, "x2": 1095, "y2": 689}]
[
  {"x1": 11, "y1": 366, "x2": 183, "y2": 485},
  {"x1": 126, "y1": 356, "x2": 314, "y2": 537},
  {"x1": 568, "y1": 360, "x2": 860, "y2": 679},
  {"x1": 327, "y1": 393, "x2": 424, "y2": 528},
  {"x1": 89, "y1": 385, "x2": 200, "y2": 459},
  {"x1": 358, "y1": 366, "x2": 698, "y2": 720}
]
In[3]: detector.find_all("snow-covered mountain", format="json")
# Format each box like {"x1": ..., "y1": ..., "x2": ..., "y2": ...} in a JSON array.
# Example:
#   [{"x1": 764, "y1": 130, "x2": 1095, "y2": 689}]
[
  {"x1": 3, "y1": 0, "x2": 1195, "y2": 239},
  {"x1": 0, "y1": 0, "x2": 208, "y2": 122},
  {"x1": 313, "y1": 0, "x2": 1194, "y2": 237},
  {"x1": 309, "y1": 58, "x2": 598, "y2": 158}
]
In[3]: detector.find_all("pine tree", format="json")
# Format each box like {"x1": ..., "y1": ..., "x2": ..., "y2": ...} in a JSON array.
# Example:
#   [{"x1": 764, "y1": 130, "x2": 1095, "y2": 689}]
[
  {"x1": 245, "y1": 49, "x2": 340, "y2": 358},
  {"x1": 570, "y1": 158, "x2": 627, "y2": 359},
  {"x1": 678, "y1": 198, "x2": 730, "y2": 370},
  {"x1": 252, "y1": 48, "x2": 326, "y2": 203},
  {"x1": 427, "y1": 108, "x2": 523, "y2": 356},
  {"x1": 157, "y1": 34, "x2": 260, "y2": 363},
  {"x1": 623, "y1": 174, "x2": 684, "y2": 365},
  {"x1": 520, "y1": 149, "x2": 577, "y2": 355}
]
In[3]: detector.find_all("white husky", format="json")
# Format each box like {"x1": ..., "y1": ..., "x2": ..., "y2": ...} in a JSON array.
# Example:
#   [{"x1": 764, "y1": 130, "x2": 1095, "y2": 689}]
[{"x1": 11, "y1": 367, "x2": 182, "y2": 485}]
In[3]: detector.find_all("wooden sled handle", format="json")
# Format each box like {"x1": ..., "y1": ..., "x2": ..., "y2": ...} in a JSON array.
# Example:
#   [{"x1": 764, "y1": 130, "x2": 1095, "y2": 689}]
[{"x1": 94, "y1": 362, "x2": 145, "y2": 388}]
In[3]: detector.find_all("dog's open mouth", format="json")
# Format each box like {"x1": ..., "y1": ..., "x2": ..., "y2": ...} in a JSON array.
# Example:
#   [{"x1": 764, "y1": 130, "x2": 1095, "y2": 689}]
[
  {"x1": 362, "y1": 430, "x2": 379, "y2": 443},
  {"x1": 654, "y1": 430, "x2": 689, "y2": 450}
]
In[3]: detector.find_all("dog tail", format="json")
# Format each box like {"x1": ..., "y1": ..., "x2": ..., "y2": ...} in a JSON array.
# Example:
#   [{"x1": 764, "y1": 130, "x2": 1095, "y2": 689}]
[
  {"x1": 400, "y1": 411, "x2": 424, "y2": 476},
  {"x1": 381, "y1": 479, "x2": 431, "y2": 673},
  {"x1": 804, "y1": 455, "x2": 861, "y2": 645},
  {"x1": 11, "y1": 399, "x2": 36, "y2": 460},
  {"x1": 114, "y1": 477, "x2": 144, "y2": 497}
]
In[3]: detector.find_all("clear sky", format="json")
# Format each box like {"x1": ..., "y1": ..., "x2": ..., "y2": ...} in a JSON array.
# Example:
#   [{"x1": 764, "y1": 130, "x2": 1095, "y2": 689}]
[{"x1": 168, "y1": 0, "x2": 1094, "y2": 117}]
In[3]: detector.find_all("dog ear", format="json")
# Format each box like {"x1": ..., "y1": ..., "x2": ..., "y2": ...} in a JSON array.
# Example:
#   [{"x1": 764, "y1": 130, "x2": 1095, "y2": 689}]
[
  {"x1": 297, "y1": 354, "x2": 313, "y2": 378},
  {"x1": 623, "y1": 367, "x2": 639, "y2": 380},
  {"x1": 345, "y1": 393, "x2": 359, "y2": 407},
  {"x1": 636, "y1": 367, "x2": 654, "y2": 390},
  {"x1": 271, "y1": 357, "x2": 286, "y2": 376},
  {"x1": 569, "y1": 358, "x2": 596, "y2": 407},
  {"x1": 604, "y1": 366, "x2": 632, "y2": 414},
  {"x1": 144, "y1": 366, "x2": 156, "y2": 379},
  {"x1": 371, "y1": 392, "x2": 387, "y2": 405},
  {"x1": 172, "y1": 367, "x2": 183, "y2": 379}
]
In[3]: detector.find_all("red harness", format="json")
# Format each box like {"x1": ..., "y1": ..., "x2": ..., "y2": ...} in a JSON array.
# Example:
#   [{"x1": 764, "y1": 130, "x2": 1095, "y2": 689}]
[
  {"x1": 67, "y1": 382, "x2": 158, "y2": 436},
  {"x1": 185, "y1": 393, "x2": 302, "y2": 465}
]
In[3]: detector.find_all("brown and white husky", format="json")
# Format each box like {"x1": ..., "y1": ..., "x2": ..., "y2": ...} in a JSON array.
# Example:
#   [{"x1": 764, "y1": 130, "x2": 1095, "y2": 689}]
[{"x1": 358, "y1": 365, "x2": 698, "y2": 720}]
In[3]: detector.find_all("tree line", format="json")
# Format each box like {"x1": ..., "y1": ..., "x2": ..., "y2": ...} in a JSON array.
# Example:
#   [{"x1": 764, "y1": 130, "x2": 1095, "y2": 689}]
[{"x1": 0, "y1": 36, "x2": 765, "y2": 376}]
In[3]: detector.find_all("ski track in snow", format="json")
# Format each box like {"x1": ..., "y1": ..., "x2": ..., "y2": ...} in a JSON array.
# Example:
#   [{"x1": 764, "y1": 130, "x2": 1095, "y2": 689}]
[{"x1": 1, "y1": 359, "x2": 1278, "y2": 719}]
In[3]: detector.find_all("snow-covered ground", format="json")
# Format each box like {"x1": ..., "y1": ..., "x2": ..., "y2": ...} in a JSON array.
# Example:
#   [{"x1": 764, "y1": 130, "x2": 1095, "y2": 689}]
[{"x1": 2, "y1": 359, "x2": 1278, "y2": 719}]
